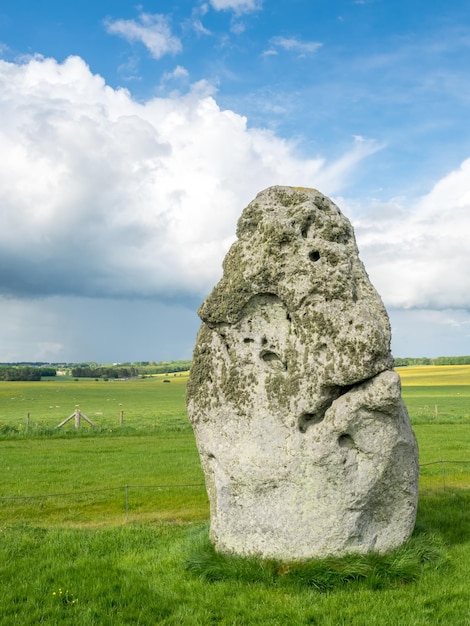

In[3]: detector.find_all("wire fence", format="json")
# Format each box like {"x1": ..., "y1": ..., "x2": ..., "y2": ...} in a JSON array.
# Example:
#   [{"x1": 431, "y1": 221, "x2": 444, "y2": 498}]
[
  {"x1": 418, "y1": 460, "x2": 470, "y2": 491},
  {"x1": 0, "y1": 461, "x2": 469, "y2": 523},
  {"x1": 0, "y1": 483, "x2": 206, "y2": 522}
]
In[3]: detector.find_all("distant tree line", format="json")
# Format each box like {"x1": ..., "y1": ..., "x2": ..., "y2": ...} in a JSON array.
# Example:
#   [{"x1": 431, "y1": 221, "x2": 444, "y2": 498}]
[
  {"x1": 0, "y1": 366, "x2": 49, "y2": 381},
  {"x1": 135, "y1": 360, "x2": 192, "y2": 375},
  {"x1": 70, "y1": 360, "x2": 192, "y2": 378},
  {"x1": 71, "y1": 366, "x2": 139, "y2": 379},
  {"x1": 394, "y1": 356, "x2": 470, "y2": 367},
  {"x1": 0, "y1": 361, "x2": 51, "y2": 367}
]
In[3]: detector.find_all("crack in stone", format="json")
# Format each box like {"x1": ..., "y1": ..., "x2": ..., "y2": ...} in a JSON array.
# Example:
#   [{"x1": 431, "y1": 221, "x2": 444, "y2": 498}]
[
  {"x1": 298, "y1": 384, "x2": 354, "y2": 433},
  {"x1": 297, "y1": 370, "x2": 389, "y2": 433}
]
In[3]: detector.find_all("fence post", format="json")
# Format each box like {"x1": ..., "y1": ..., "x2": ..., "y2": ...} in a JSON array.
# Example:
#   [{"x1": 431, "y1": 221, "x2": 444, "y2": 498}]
[
  {"x1": 120, "y1": 410, "x2": 124, "y2": 426},
  {"x1": 56, "y1": 407, "x2": 97, "y2": 430},
  {"x1": 125, "y1": 484, "x2": 129, "y2": 521},
  {"x1": 26, "y1": 412, "x2": 30, "y2": 431},
  {"x1": 441, "y1": 460, "x2": 446, "y2": 491}
]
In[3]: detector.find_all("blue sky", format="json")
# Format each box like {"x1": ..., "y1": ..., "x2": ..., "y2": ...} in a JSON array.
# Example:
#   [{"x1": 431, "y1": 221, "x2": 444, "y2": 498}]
[{"x1": 0, "y1": 0, "x2": 469, "y2": 362}]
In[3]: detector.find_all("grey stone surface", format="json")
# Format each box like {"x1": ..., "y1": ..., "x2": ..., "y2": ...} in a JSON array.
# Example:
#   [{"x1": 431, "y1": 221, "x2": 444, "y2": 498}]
[{"x1": 186, "y1": 186, "x2": 419, "y2": 560}]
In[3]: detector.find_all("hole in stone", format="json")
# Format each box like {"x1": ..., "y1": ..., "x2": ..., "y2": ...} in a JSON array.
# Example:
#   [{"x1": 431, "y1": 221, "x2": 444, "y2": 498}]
[
  {"x1": 207, "y1": 453, "x2": 216, "y2": 459},
  {"x1": 261, "y1": 337, "x2": 268, "y2": 346},
  {"x1": 309, "y1": 250, "x2": 321, "y2": 262},
  {"x1": 261, "y1": 350, "x2": 281, "y2": 362},
  {"x1": 261, "y1": 350, "x2": 280, "y2": 362},
  {"x1": 338, "y1": 433, "x2": 355, "y2": 449},
  {"x1": 219, "y1": 332, "x2": 230, "y2": 350},
  {"x1": 260, "y1": 350, "x2": 286, "y2": 370},
  {"x1": 243, "y1": 338, "x2": 254, "y2": 344},
  {"x1": 301, "y1": 215, "x2": 314, "y2": 238},
  {"x1": 298, "y1": 413, "x2": 324, "y2": 433}
]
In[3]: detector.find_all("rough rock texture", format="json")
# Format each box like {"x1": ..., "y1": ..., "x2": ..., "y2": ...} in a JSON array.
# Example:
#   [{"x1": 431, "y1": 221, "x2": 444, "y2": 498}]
[{"x1": 186, "y1": 186, "x2": 419, "y2": 560}]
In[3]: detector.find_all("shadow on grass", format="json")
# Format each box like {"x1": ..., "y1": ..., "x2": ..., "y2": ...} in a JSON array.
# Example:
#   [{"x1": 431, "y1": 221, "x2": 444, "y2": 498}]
[{"x1": 414, "y1": 489, "x2": 470, "y2": 546}]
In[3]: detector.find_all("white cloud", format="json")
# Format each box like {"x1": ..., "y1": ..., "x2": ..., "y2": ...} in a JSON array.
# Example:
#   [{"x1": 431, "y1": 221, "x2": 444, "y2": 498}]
[
  {"x1": 186, "y1": 5, "x2": 212, "y2": 36},
  {"x1": 351, "y1": 158, "x2": 470, "y2": 311},
  {"x1": 209, "y1": 0, "x2": 262, "y2": 14},
  {"x1": 262, "y1": 49, "x2": 278, "y2": 57},
  {"x1": 191, "y1": 18, "x2": 211, "y2": 36},
  {"x1": 0, "y1": 55, "x2": 375, "y2": 303},
  {"x1": 230, "y1": 21, "x2": 247, "y2": 35},
  {"x1": 104, "y1": 13, "x2": 182, "y2": 59},
  {"x1": 269, "y1": 36, "x2": 323, "y2": 56},
  {"x1": 116, "y1": 55, "x2": 142, "y2": 81},
  {"x1": 162, "y1": 65, "x2": 189, "y2": 82}
]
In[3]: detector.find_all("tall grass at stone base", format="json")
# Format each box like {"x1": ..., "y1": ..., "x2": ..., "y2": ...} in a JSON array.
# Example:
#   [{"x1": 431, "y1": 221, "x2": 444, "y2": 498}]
[{"x1": 185, "y1": 527, "x2": 446, "y2": 591}]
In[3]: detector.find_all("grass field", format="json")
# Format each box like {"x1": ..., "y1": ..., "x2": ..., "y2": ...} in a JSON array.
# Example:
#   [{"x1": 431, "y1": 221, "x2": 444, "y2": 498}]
[
  {"x1": 0, "y1": 366, "x2": 469, "y2": 624},
  {"x1": 398, "y1": 364, "x2": 470, "y2": 425},
  {"x1": 0, "y1": 373, "x2": 191, "y2": 434}
]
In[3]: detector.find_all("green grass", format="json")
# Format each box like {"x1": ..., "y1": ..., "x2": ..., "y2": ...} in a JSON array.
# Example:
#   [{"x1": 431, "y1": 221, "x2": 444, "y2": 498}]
[
  {"x1": 398, "y1": 365, "x2": 470, "y2": 424},
  {"x1": 0, "y1": 374, "x2": 190, "y2": 433},
  {"x1": 185, "y1": 529, "x2": 447, "y2": 590},
  {"x1": 0, "y1": 496, "x2": 468, "y2": 625},
  {"x1": 0, "y1": 367, "x2": 469, "y2": 624},
  {"x1": 0, "y1": 433, "x2": 208, "y2": 526},
  {"x1": 401, "y1": 386, "x2": 470, "y2": 424}
]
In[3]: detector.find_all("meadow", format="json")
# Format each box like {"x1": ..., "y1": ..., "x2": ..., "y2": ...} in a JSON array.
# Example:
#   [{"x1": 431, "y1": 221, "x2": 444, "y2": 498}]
[
  {"x1": 0, "y1": 367, "x2": 469, "y2": 624},
  {"x1": 0, "y1": 372, "x2": 192, "y2": 434}
]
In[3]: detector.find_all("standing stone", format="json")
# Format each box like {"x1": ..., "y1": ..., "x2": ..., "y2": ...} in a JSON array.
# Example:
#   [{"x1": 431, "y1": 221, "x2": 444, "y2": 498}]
[{"x1": 186, "y1": 186, "x2": 419, "y2": 560}]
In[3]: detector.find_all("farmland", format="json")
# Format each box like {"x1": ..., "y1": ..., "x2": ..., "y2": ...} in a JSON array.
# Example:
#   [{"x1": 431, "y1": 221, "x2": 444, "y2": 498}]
[
  {"x1": 0, "y1": 366, "x2": 469, "y2": 624},
  {"x1": 0, "y1": 372, "x2": 191, "y2": 434}
]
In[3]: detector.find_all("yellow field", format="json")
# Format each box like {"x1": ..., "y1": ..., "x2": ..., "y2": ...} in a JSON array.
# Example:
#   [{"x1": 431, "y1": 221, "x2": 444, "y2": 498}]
[{"x1": 396, "y1": 364, "x2": 470, "y2": 386}]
